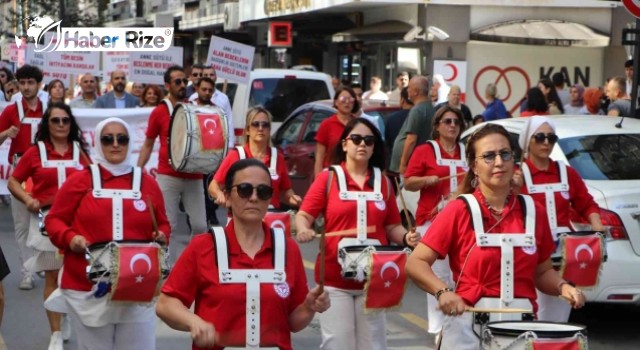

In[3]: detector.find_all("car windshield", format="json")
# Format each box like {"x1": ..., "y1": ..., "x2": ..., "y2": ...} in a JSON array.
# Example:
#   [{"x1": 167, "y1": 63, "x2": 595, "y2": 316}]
[
  {"x1": 249, "y1": 79, "x2": 330, "y2": 122},
  {"x1": 559, "y1": 134, "x2": 640, "y2": 180}
]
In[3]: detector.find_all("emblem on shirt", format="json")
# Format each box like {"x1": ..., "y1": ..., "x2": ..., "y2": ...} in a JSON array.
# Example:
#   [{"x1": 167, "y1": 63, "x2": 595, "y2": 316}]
[
  {"x1": 374, "y1": 200, "x2": 386, "y2": 211},
  {"x1": 133, "y1": 199, "x2": 147, "y2": 212},
  {"x1": 75, "y1": 164, "x2": 84, "y2": 170},
  {"x1": 521, "y1": 244, "x2": 537, "y2": 255},
  {"x1": 560, "y1": 191, "x2": 570, "y2": 200},
  {"x1": 274, "y1": 282, "x2": 290, "y2": 298},
  {"x1": 269, "y1": 169, "x2": 279, "y2": 180}
]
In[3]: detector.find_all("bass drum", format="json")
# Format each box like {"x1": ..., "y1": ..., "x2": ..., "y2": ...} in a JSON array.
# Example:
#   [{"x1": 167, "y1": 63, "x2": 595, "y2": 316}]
[{"x1": 169, "y1": 103, "x2": 229, "y2": 174}]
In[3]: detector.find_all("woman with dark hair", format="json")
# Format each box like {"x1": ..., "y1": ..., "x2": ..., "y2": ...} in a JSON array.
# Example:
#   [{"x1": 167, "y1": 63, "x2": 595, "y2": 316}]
[
  {"x1": 538, "y1": 78, "x2": 565, "y2": 115},
  {"x1": 521, "y1": 87, "x2": 550, "y2": 117},
  {"x1": 7, "y1": 102, "x2": 90, "y2": 349},
  {"x1": 3, "y1": 80, "x2": 18, "y2": 101},
  {"x1": 313, "y1": 86, "x2": 360, "y2": 177},
  {"x1": 139, "y1": 85, "x2": 163, "y2": 107},
  {"x1": 47, "y1": 79, "x2": 66, "y2": 104},
  {"x1": 0, "y1": 67, "x2": 15, "y2": 101},
  {"x1": 403, "y1": 105, "x2": 467, "y2": 341},
  {"x1": 158, "y1": 158, "x2": 329, "y2": 349},
  {"x1": 406, "y1": 123, "x2": 585, "y2": 349},
  {"x1": 297, "y1": 117, "x2": 418, "y2": 350}
]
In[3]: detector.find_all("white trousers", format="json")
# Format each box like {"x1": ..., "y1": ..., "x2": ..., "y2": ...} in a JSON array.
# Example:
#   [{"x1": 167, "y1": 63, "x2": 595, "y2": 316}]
[
  {"x1": 70, "y1": 315, "x2": 155, "y2": 350},
  {"x1": 156, "y1": 174, "x2": 207, "y2": 235},
  {"x1": 440, "y1": 313, "x2": 480, "y2": 350},
  {"x1": 536, "y1": 289, "x2": 572, "y2": 322},
  {"x1": 319, "y1": 286, "x2": 387, "y2": 350},
  {"x1": 10, "y1": 194, "x2": 34, "y2": 276},
  {"x1": 427, "y1": 257, "x2": 453, "y2": 334}
]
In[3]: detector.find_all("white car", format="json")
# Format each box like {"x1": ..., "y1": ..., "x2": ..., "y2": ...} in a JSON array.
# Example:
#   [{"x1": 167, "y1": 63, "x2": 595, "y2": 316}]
[{"x1": 400, "y1": 115, "x2": 640, "y2": 304}]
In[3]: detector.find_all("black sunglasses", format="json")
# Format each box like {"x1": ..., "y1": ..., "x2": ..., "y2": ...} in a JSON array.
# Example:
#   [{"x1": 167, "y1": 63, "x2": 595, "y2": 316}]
[
  {"x1": 250, "y1": 121, "x2": 270, "y2": 129},
  {"x1": 531, "y1": 132, "x2": 559, "y2": 144},
  {"x1": 50, "y1": 117, "x2": 70, "y2": 125},
  {"x1": 100, "y1": 134, "x2": 130, "y2": 147},
  {"x1": 174, "y1": 78, "x2": 189, "y2": 86},
  {"x1": 231, "y1": 183, "x2": 273, "y2": 201},
  {"x1": 345, "y1": 134, "x2": 375, "y2": 146},
  {"x1": 476, "y1": 150, "x2": 514, "y2": 164},
  {"x1": 441, "y1": 118, "x2": 462, "y2": 126},
  {"x1": 192, "y1": 73, "x2": 202, "y2": 77}
]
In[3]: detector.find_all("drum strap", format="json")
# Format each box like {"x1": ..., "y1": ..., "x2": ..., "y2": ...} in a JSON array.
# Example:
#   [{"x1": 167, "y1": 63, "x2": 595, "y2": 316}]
[
  {"x1": 522, "y1": 161, "x2": 569, "y2": 234},
  {"x1": 90, "y1": 164, "x2": 143, "y2": 240},
  {"x1": 37, "y1": 141, "x2": 81, "y2": 188},
  {"x1": 427, "y1": 140, "x2": 467, "y2": 194},
  {"x1": 236, "y1": 146, "x2": 278, "y2": 179},
  {"x1": 163, "y1": 98, "x2": 174, "y2": 116},
  {"x1": 211, "y1": 226, "x2": 287, "y2": 349},
  {"x1": 459, "y1": 194, "x2": 536, "y2": 306},
  {"x1": 330, "y1": 165, "x2": 382, "y2": 242},
  {"x1": 17, "y1": 100, "x2": 43, "y2": 144}
]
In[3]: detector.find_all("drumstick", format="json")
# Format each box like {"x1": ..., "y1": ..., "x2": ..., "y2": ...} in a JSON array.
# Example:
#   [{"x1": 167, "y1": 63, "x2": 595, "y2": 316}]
[
  {"x1": 319, "y1": 229, "x2": 325, "y2": 294},
  {"x1": 146, "y1": 198, "x2": 160, "y2": 241},
  {"x1": 465, "y1": 307, "x2": 533, "y2": 314},
  {"x1": 313, "y1": 225, "x2": 376, "y2": 238},
  {"x1": 438, "y1": 172, "x2": 467, "y2": 181},
  {"x1": 394, "y1": 177, "x2": 414, "y2": 231}
]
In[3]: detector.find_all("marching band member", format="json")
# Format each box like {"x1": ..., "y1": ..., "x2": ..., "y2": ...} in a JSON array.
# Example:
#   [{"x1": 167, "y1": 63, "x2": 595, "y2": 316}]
[
  {"x1": 209, "y1": 106, "x2": 301, "y2": 210},
  {"x1": 296, "y1": 118, "x2": 418, "y2": 350},
  {"x1": 7, "y1": 103, "x2": 90, "y2": 349},
  {"x1": 157, "y1": 159, "x2": 329, "y2": 349},
  {"x1": 406, "y1": 124, "x2": 586, "y2": 349},
  {"x1": 515, "y1": 116, "x2": 603, "y2": 323},
  {"x1": 45, "y1": 118, "x2": 170, "y2": 350},
  {"x1": 403, "y1": 105, "x2": 466, "y2": 341}
]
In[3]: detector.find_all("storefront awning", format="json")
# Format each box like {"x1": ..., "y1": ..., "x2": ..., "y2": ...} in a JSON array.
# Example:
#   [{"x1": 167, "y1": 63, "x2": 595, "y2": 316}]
[
  {"x1": 471, "y1": 20, "x2": 610, "y2": 47},
  {"x1": 331, "y1": 20, "x2": 413, "y2": 43}
]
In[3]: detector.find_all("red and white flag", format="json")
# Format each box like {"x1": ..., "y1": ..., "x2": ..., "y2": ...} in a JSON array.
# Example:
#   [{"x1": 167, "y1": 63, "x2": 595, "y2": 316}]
[
  {"x1": 364, "y1": 251, "x2": 408, "y2": 311},
  {"x1": 530, "y1": 337, "x2": 584, "y2": 350},
  {"x1": 559, "y1": 233, "x2": 604, "y2": 288},
  {"x1": 197, "y1": 113, "x2": 225, "y2": 151},
  {"x1": 263, "y1": 211, "x2": 292, "y2": 237},
  {"x1": 110, "y1": 243, "x2": 162, "y2": 303}
]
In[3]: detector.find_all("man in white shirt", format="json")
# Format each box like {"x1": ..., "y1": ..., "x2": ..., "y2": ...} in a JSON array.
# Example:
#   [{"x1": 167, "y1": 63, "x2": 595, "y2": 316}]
[
  {"x1": 69, "y1": 73, "x2": 98, "y2": 108},
  {"x1": 362, "y1": 76, "x2": 389, "y2": 101},
  {"x1": 387, "y1": 72, "x2": 409, "y2": 101}
]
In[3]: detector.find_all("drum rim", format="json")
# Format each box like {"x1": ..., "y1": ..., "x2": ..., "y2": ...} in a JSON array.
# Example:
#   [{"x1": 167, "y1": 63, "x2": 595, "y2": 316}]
[
  {"x1": 341, "y1": 245, "x2": 407, "y2": 252},
  {"x1": 486, "y1": 321, "x2": 587, "y2": 338},
  {"x1": 168, "y1": 103, "x2": 190, "y2": 172}
]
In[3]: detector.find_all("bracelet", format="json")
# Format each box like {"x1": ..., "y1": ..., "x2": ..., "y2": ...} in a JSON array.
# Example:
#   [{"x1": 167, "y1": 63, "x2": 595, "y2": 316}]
[
  {"x1": 435, "y1": 287, "x2": 454, "y2": 301},
  {"x1": 402, "y1": 232, "x2": 410, "y2": 247}
]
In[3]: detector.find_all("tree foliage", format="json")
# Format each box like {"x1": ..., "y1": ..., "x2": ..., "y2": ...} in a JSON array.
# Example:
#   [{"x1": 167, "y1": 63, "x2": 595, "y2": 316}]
[{"x1": 7, "y1": 0, "x2": 110, "y2": 36}]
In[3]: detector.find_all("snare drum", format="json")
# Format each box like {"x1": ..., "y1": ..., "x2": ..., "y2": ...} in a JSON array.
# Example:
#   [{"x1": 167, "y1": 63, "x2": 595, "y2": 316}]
[
  {"x1": 86, "y1": 241, "x2": 170, "y2": 283},
  {"x1": 338, "y1": 245, "x2": 410, "y2": 281},
  {"x1": 263, "y1": 210, "x2": 296, "y2": 237},
  {"x1": 169, "y1": 103, "x2": 229, "y2": 174},
  {"x1": 482, "y1": 321, "x2": 588, "y2": 350},
  {"x1": 38, "y1": 206, "x2": 51, "y2": 236}
]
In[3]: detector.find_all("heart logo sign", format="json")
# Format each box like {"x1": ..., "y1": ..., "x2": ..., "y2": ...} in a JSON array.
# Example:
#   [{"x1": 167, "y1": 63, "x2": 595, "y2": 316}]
[{"x1": 473, "y1": 65, "x2": 531, "y2": 116}]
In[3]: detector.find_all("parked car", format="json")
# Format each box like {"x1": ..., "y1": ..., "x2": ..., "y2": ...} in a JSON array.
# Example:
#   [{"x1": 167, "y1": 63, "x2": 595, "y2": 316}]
[
  {"x1": 273, "y1": 99, "x2": 401, "y2": 197},
  {"x1": 400, "y1": 115, "x2": 640, "y2": 304}
]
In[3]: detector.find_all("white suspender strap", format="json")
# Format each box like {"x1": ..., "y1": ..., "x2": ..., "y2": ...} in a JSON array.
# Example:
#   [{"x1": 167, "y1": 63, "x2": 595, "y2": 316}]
[
  {"x1": 17, "y1": 100, "x2": 24, "y2": 121},
  {"x1": 18, "y1": 100, "x2": 41, "y2": 144},
  {"x1": 38, "y1": 141, "x2": 81, "y2": 188},
  {"x1": 521, "y1": 162, "x2": 569, "y2": 231},
  {"x1": 268, "y1": 147, "x2": 277, "y2": 178},
  {"x1": 236, "y1": 146, "x2": 246, "y2": 159},
  {"x1": 427, "y1": 140, "x2": 467, "y2": 194},
  {"x1": 459, "y1": 194, "x2": 484, "y2": 234},
  {"x1": 163, "y1": 98, "x2": 174, "y2": 116}
]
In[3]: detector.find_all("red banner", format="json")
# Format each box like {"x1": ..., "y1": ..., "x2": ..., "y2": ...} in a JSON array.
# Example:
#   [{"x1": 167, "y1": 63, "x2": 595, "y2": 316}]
[
  {"x1": 560, "y1": 234, "x2": 604, "y2": 288},
  {"x1": 530, "y1": 338, "x2": 582, "y2": 350},
  {"x1": 263, "y1": 212, "x2": 292, "y2": 237},
  {"x1": 197, "y1": 113, "x2": 225, "y2": 151},
  {"x1": 110, "y1": 244, "x2": 161, "y2": 303},
  {"x1": 365, "y1": 251, "x2": 408, "y2": 310}
]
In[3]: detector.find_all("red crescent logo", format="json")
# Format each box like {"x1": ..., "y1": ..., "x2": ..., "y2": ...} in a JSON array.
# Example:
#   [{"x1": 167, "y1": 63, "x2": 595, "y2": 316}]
[
  {"x1": 623, "y1": 0, "x2": 640, "y2": 18},
  {"x1": 444, "y1": 63, "x2": 458, "y2": 82},
  {"x1": 473, "y1": 65, "x2": 531, "y2": 116}
]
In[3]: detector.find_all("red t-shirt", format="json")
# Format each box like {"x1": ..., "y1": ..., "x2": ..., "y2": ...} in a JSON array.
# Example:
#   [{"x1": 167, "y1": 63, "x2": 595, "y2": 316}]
[
  {"x1": 300, "y1": 163, "x2": 401, "y2": 290},
  {"x1": 422, "y1": 190, "x2": 555, "y2": 312},
  {"x1": 520, "y1": 159, "x2": 599, "y2": 228},
  {"x1": 45, "y1": 165, "x2": 171, "y2": 291},
  {"x1": 0, "y1": 98, "x2": 44, "y2": 163},
  {"x1": 405, "y1": 141, "x2": 467, "y2": 225},
  {"x1": 11, "y1": 141, "x2": 91, "y2": 203},
  {"x1": 145, "y1": 103, "x2": 201, "y2": 179},
  {"x1": 213, "y1": 145, "x2": 292, "y2": 209},
  {"x1": 161, "y1": 221, "x2": 308, "y2": 350},
  {"x1": 314, "y1": 114, "x2": 352, "y2": 168}
]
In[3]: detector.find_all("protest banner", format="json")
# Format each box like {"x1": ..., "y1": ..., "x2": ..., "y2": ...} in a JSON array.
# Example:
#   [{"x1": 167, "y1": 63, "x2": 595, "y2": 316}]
[
  {"x1": 128, "y1": 46, "x2": 183, "y2": 85},
  {"x1": 103, "y1": 51, "x2": 130, "y2": 80},
  {"x1": 206, "y1": 36, "x2": 254, "y2": 84}
]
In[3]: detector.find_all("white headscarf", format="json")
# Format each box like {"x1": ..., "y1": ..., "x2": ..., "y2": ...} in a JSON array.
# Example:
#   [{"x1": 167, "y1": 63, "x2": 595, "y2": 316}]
[
  {"x1": 433, "y1": 74, "x2": 450, "y2": 104},
  {"x1": 93, "y1": 117, "x2": 134, "y2": 176},
  {"x1": 518, "y1": 116, "x2": 557, "y2": 157}
]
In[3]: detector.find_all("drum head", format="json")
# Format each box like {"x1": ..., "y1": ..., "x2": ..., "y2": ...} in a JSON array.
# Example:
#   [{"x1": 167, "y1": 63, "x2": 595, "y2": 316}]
[
  {"x1": 169, "y1": 104, "x2": 189, "y2": 171},
  {"x1": 342, "y1": 245, "x2": 407, "y2": 253},
  {"x1": 487, "y1": 321, "x2": 587, "y2": 338}
]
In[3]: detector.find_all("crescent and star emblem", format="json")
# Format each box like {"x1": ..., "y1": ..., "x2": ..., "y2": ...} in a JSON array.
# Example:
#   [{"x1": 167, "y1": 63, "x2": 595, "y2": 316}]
[
  {"x1": 380, "y1": 261, "x2": 400, "y2": 288},
  {"x1": 203, "y1": 118, "x2": 217, "y2": 135},
  {"x1": 574, "y1": 243, "x2": 594, "y2": 269},
  {"x1": 444, "y1": 63, "x2": 458, "y2": 82},
  {"x1": 130, "y1": 253, "x2": 152, "y2": 283}
]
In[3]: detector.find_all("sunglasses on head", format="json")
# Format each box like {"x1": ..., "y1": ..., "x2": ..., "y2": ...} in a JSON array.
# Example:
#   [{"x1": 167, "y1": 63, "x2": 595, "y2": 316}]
[
  {"x1": 50, "y1": 117, "x2": 70, "y2": 125},
  {"x1": 345, "y1": 134, "x2": 375, "y2": 147},
  {"x1": 531, "y1": 132, "x2": 558, "y2": 144},
  {"x1": 440, "y1": 118, "x2": 461, "y2": 126},
  {"x1": 100, "y1": 134, "x2": 130, "y2": 147},
  {"x1": 231, "y1": 183, "x2": 273, "y2": 201},
  {"x1": 250, "y1": 121, "x2": 270, "y2": 129},
  {"x1": 476, "y1": 150, "x2": 514, "y2": 164},
  {"x1": 174, "y1": 78, "x2": 189, "y2": 86}
]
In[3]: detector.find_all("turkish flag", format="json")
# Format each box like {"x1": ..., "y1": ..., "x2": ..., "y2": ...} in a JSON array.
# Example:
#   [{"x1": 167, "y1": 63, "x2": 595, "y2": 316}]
[
  {"x1": 263, "y1": 211, "x2": 292, "y2": 237},
  {"x1": 110, "y1": 243, "x2": 162, "y2": 303},
  {"x1": 560, "y1": 233, "x2": 604, "y2": 288},
  {"x1": 197, "y1": 113, "x2": 225, "y2": 151},
  {"x1": 364, "y1": 251, "x2": 408, "y2": 311},
  {"x1": 530, "y1": 338, "x2": 583, "y2": 350}
]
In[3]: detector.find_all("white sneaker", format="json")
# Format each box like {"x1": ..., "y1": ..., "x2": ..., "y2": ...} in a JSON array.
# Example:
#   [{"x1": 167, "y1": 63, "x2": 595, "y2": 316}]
[
  {"x1": 61, "y1": 314, "x2": 71, "y2": 341},
  {"x1": 48, "y1": 331, "x2": 63, "y2": 350},
  {"x1": 18, "y1": 275, "x2": 34, "y2": 290}
]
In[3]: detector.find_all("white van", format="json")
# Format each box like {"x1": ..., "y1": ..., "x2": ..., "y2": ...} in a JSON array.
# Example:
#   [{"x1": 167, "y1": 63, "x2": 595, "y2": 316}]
[{"x1": 217, "y1": 69, "x2": 335, "y2": 140}]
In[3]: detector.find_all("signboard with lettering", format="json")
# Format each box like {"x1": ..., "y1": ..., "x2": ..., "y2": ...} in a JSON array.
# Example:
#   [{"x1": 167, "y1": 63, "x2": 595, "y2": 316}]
[
  {"x1": 433, "y1": 60, "x2": 468, "y2": 102},
  {"x1": 103, "y1": 51, "x2": 130, "y2": 81},
  {"x1": 268, "y1": 21, "x2": 292, "y2": 47},
  {"x1": 206, "y1": 36, "x2": 255, "y2": 84},
  {"x1": 128, "y1": 46, "x2": 184, "y2": 84},
  {"x1": 46, "y1": 51, "x2": 101, "y2": 76}
]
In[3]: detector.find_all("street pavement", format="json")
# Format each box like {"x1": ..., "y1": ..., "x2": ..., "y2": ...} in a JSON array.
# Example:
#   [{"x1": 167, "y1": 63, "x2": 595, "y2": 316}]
[{"x1": 0, "y1": 200, "x2": 638, "y2": 349}]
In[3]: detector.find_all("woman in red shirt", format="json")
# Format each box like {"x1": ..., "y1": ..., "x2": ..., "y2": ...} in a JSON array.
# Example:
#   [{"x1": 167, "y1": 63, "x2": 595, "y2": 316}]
[
  {"x1": 45, "y1": 117, "x2": 170, "y2": 350},
  {"x1": 406, "y1": 124, "x2": 586, "y2": 349},
  {"x1": 516, "y1": 116, "x2": 603, "y2": 323},
  {"x1": 313, "y1": 87, "x2": 359, "y2": 177},
  {"x1": 158, "y1": 159, "x2": 329, "y2": 349},
  {"x1": 210, "y1": 106, "x2": 301, "y2": 210},
  {"x1": 404, "y1": 105, "x2": 467, "y2": 340},
  {"x1": 297, "y1": 118, "x2": 419, "y2": 350},
  {"x1": 8, "y1": 102, "x2": 89, "y2": 349},
  {"x1": 520, "y1": 87, "x2": 550, "y2": 117}
]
